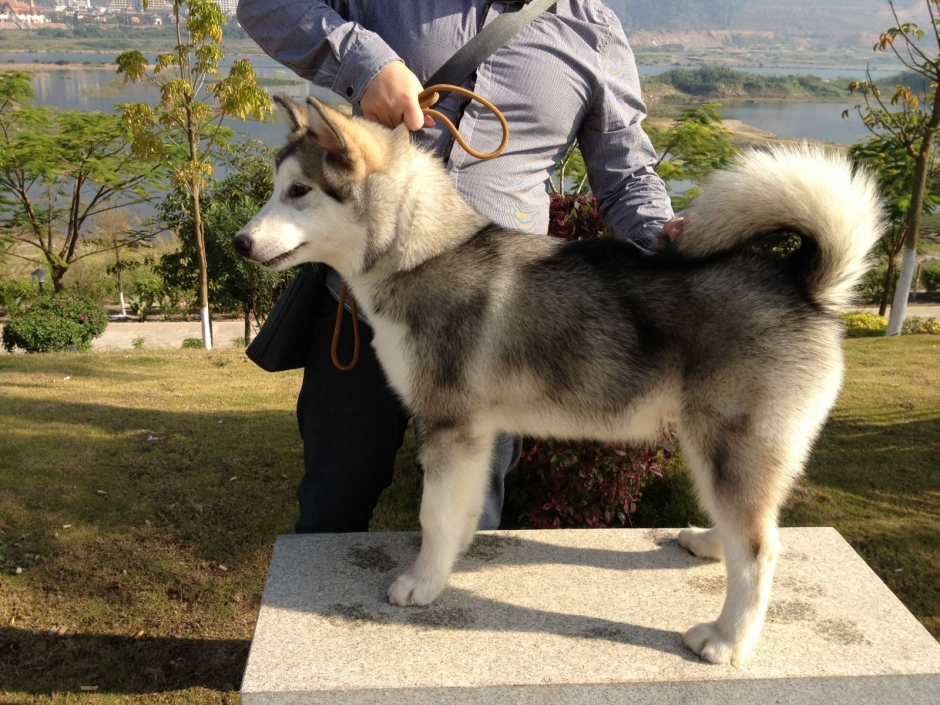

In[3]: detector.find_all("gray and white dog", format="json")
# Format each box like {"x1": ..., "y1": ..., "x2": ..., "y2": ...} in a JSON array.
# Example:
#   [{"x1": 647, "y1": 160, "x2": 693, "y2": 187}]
[{"x1": 234, "y1": 95, "x2": 883, "y2": 665}]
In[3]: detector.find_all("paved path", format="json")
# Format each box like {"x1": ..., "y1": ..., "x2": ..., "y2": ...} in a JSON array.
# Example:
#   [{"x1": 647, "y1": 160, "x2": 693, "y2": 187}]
[
  {"x1": 92, "y1": 319, "x2": 260, "y2": 351},
  {"x1": 860, "y1": 303, "x2": 940, "y2": 318}
]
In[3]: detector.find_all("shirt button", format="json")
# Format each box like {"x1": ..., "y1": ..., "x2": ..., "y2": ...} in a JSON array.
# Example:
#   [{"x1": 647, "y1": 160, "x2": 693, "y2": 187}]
[{"x1": 346, "y1": 86, "x2": 353, "y2": 97}]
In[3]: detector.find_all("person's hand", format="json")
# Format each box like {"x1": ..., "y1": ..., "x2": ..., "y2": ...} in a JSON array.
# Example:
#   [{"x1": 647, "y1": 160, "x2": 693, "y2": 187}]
[
  {"x1": 360, "y1": 61, "x2": 434, "y2": 131},
  {"x1": 652, "y1": 217, "x2": 685, "y2": 251}
]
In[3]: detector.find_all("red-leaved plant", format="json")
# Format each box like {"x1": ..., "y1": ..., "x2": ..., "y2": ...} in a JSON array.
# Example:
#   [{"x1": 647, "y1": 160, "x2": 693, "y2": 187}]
[
  {"x1": 549, "y1": 193, "x2": 607, "y2": 241},
  {"x1": 505, "y1": 440, "x2": 675, "y2": 529}
]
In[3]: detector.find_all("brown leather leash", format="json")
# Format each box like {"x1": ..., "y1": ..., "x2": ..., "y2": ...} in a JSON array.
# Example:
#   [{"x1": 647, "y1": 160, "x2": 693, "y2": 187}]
[{"x1": 331, "y1": 84, "x2": 509, "y2": 371}]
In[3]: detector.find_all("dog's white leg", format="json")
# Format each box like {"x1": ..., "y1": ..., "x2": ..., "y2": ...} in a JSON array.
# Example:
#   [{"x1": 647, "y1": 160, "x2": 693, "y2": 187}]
[
  {"x1": 682, "y1": 522, "x2": 780, "y2": 665},
  {"x1": 388, "y1": 429, "x2": 492, "y2": 606},
  {"x1": 677, "y1": 418, "x2": 791, "y2": 665},
  {"x1": 678, "y1": 526, "x2": 724, "y2": 560}
]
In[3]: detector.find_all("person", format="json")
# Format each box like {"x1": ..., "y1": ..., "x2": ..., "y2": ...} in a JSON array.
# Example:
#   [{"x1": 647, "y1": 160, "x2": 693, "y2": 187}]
[{"x1": 236, "y1": 0, "x2": 684, "y2": 533}]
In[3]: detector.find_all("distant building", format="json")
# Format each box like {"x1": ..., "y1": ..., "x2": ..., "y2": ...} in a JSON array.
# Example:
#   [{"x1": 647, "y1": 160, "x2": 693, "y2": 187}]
[
  {"x1": 215, "y1": 0, "x2": 236, "y2": 17},
  {"x1": 106, "y1": 0, "x2": 132, "y2": 9},
  {"x1": 0, "y1": 0, "x2": 48, "y2": 21}
]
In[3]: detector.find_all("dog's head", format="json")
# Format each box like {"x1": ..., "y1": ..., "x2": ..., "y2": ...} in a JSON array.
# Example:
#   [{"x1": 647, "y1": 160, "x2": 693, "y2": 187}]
[{"x1": 232, "y1": 95, "x2": 391, "y2": 273}]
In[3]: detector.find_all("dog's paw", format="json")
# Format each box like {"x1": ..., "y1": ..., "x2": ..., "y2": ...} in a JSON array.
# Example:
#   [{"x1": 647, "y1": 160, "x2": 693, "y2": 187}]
[
  {"x1": 678, "y1": 527, "x2": 724, "y2": 560},
  {"x1": 683, "y1": 621, "x2": 741, "y2": 665},
  {"x1": 387, "y1": 571, "x2": 446, "y2": 606}
]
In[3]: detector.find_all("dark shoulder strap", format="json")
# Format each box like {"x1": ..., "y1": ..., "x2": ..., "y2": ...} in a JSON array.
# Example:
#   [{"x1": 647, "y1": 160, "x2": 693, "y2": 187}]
[{"x1": 426, "y1": 0, "x2": 557, "y2": 87}]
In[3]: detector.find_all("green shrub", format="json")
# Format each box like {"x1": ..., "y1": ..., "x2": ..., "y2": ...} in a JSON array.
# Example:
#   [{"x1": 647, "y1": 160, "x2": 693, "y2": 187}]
[
  {"x1": 132, "y1": 336, "x2": 146, "y2": 349},
  {"x1": 857, "y1": 266, "x2": 898, "y2": 304},
  {"x1": 181, "y1": 337, "x2": 204, "y2": 349},
  {"x1": 0, "y1": 279, "x2": 40, "y2": 314},
  {"x1": 840, "y1": 312, "x2": 888, "y2": 337},
  {"x1": 2, "y1": 293, "x2": 108, "y2": 353},
  {"x1": 921, "y1": 264, "x2": 940, "y2": 296},
  {"x1": 129, "y1": 277, "x2": 164, "y2": 321},
  {"x1": 902, "y1": 316, "x2": 940, "y2": 335}
]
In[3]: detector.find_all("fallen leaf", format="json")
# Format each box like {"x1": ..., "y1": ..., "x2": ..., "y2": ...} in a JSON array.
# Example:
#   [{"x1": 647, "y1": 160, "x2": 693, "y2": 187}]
[
  {"x1": 96, "y1": 490, "x2": 107, "y2": 496},
  {"x1": 62, "y1": 524, "x2": 71, "y2": 529},
  {"x1": 63, "y1": 376, "x2": 70, "y2": 381},
  {"x1": 218, "y1": 564, "x2": 228, "y2": 571},
  {"x1": 229, "y1": 476, "x2": 237, "y2": 482},
  {"x1": 134, "y1": 629, "x2": 145, "y2": 638}
]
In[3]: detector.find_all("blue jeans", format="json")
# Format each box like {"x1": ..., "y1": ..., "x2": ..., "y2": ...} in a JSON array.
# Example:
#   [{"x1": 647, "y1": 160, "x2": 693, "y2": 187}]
[{"x1": 295, "y1": 285, "x2": 518, "y2": 533}]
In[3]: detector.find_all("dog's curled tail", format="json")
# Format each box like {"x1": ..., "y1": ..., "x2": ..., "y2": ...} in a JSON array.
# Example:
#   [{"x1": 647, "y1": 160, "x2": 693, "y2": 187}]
[{"x1": 676, "y1": 144, "x2": 884, "y2": 312}]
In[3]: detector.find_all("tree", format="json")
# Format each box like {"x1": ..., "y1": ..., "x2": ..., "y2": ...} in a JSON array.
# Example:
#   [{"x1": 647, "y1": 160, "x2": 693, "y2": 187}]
[
  {"x1": 116, "y1": 0, "x2": 269, "y2": 349},
  {"x1": 648, "y1": 102, "x2": 738, "y2": 210},
  {"x1": 157, "y1": 142, "x2": 291, "y2": 344},
  {"x1": 849, "y1": 135, "x2": 940, "y2": 314},
  {"x1": 0, "y1": 70, "x2": 163, "y2": 292},
  {"x1": 846, "y1": 0, "x2": 940, "y2": 335}
]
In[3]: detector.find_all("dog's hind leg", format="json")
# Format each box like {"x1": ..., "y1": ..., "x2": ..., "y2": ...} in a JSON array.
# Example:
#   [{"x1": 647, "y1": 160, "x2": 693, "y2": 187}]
[
  {"x1": 677, "y1": 415, "x2": 795, "y2": 665},
  {"x1": 388, "y1": 426, "x2": 493, "y2": 606}
]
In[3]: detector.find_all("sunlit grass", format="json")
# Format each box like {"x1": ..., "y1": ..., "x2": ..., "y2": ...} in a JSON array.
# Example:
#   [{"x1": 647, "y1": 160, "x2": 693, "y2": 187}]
[{"x1": 0, "y1": 337, "x2": 937, "y2": 702}]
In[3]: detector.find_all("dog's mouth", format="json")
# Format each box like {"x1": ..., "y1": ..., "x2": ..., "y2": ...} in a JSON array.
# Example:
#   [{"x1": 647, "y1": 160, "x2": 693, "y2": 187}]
[{"x1": 262, "y1": 245, "x2": 303, "y2": 269}]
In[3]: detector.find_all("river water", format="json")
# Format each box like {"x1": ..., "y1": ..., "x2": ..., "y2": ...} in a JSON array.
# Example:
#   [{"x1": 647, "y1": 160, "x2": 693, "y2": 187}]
[{"x1": 1, "y1": 50, "x2": 886, "y2": 147}]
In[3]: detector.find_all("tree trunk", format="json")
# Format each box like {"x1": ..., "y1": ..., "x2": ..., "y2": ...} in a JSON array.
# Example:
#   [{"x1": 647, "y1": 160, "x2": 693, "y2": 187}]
[
  {"x1": 191, "y1": 172, "x2": 212, "y2": 350},
  {"x1": 116, "y1": 247, "x2": 127, "y2": 317},
  {"x1": 886, "y1": 86, "x2": 940, "y2": 336},
  {"x1": 888, "y1": 246, "x2": 917, "y2": 335},
  {"x1": 244, "y1": 309, "x2": 252, "y2": 345},
  {"x1": 878, "y1": 259, "x2": 895, "y2": 317}
]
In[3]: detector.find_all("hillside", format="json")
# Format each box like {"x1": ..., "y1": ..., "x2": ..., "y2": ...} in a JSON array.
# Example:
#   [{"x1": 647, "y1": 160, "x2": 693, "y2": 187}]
[{"x1": 605, "y1": 0, "x2": 927, "y2": 38}]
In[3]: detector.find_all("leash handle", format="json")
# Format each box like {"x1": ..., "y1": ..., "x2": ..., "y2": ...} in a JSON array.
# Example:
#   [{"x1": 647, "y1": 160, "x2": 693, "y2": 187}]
[{"x1": 418, "y1": 84, "x2": 509, "y2": 160}]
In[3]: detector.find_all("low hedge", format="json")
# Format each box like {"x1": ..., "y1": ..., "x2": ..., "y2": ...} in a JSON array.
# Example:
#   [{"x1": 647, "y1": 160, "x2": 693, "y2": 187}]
[
  {"x1": 2, "y1": 293, "x2": 108, "y2": 353},
  {"x1": 840, "y1": 312, "x2": 888, "y2": 337}
]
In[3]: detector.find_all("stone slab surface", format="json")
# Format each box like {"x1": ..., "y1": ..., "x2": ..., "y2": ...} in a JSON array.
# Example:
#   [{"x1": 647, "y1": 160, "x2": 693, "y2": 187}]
[{"x1": 242, "y1": 528, "x2": 940, "y2": 704}]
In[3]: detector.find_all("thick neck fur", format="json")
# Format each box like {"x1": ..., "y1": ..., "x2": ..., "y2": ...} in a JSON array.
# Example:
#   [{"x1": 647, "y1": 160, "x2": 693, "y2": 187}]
[{"x1": 347, "y1": 126, "x2": 490, "y2": 316}]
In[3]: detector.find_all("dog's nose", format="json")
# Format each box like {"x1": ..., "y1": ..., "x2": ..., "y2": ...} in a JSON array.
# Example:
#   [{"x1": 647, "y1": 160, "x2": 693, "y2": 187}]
[{"x1": 232, "y1": 233, "x2": 253, "y2": 257}]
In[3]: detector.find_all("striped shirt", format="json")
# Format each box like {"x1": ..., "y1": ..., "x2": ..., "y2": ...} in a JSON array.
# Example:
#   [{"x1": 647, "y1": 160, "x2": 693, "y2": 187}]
[{"x1": 236, "y1": 0, "x2": 674, "y2": 246}]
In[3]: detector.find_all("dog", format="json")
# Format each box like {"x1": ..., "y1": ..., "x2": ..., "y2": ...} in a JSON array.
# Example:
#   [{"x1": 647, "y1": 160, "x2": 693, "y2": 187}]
[{"x1": 233, "y1": 95, "x2": 883, "y2": 665}]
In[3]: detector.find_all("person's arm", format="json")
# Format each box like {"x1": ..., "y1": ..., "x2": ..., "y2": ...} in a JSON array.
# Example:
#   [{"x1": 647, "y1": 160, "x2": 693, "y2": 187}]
[
  {"x1": 236, "y1": 0, "x2": 400, "y2": 106},
  {"x1": 575, "y1": 20, "x2": 676, "y2": 248}
]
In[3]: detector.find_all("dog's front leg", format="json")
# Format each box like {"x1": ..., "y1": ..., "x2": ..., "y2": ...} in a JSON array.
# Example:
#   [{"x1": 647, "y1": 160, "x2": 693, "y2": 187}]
[{"x1": 388, "y1": 427, "x2": 493, "y2": 606}]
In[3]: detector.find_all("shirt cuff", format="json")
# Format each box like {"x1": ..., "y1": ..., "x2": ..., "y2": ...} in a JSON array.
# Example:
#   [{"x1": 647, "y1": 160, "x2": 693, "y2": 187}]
[{"x1": 332, "y1": 33, "x2": 401, "y2": 104}]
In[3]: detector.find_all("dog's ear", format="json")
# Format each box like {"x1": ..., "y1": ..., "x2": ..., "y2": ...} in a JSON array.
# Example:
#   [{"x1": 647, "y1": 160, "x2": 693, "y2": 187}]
[
  {"x1": 305, "y1": 97, "x2": 352, "y2": 168},
  {"x1": 273, "y1": 94, "x2": 307, "y2": 134}
]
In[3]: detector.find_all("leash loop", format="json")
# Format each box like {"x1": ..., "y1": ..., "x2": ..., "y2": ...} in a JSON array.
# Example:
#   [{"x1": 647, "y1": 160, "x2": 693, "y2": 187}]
[
  {"x1": 331, "y1": 281, "x2": 360, "y2": 371},
  {"x1": 418, "y1": 83, "x2": 510, "y2": 160},
  {"x1": 332, "y1": 85, "x2": 508, "y2": 371}
]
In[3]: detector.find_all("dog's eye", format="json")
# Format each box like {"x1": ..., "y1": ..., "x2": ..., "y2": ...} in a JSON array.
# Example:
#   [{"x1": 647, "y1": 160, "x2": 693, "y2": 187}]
[{"x1": 288, "y1": 183, "x2": 311, "y2": 199}]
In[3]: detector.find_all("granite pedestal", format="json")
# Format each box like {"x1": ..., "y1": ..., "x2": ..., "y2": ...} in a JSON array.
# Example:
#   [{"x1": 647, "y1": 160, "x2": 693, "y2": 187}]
[{"x1": 242, "y1": 528, "x2": 940, "y2": 704}]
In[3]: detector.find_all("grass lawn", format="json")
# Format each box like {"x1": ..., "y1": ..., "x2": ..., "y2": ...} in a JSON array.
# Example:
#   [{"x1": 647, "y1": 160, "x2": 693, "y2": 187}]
[{"x1": 0, "y1": 337, "x2": 938, "y2": 702}]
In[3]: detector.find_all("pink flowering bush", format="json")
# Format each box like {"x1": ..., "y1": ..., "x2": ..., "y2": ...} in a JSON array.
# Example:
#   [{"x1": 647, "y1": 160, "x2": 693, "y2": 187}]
[{"x1": 2, "y1": 293, "x2": 108, "y2": 353}]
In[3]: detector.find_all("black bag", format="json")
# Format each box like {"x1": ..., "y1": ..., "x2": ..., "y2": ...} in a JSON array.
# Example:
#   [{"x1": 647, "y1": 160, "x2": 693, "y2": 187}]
[
  {"x1": 246, "y1": 263, "x2": 323, "y2": 371},
  {"x1": 246, "y1": 0, "x2": 556, "y2": 372}
]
